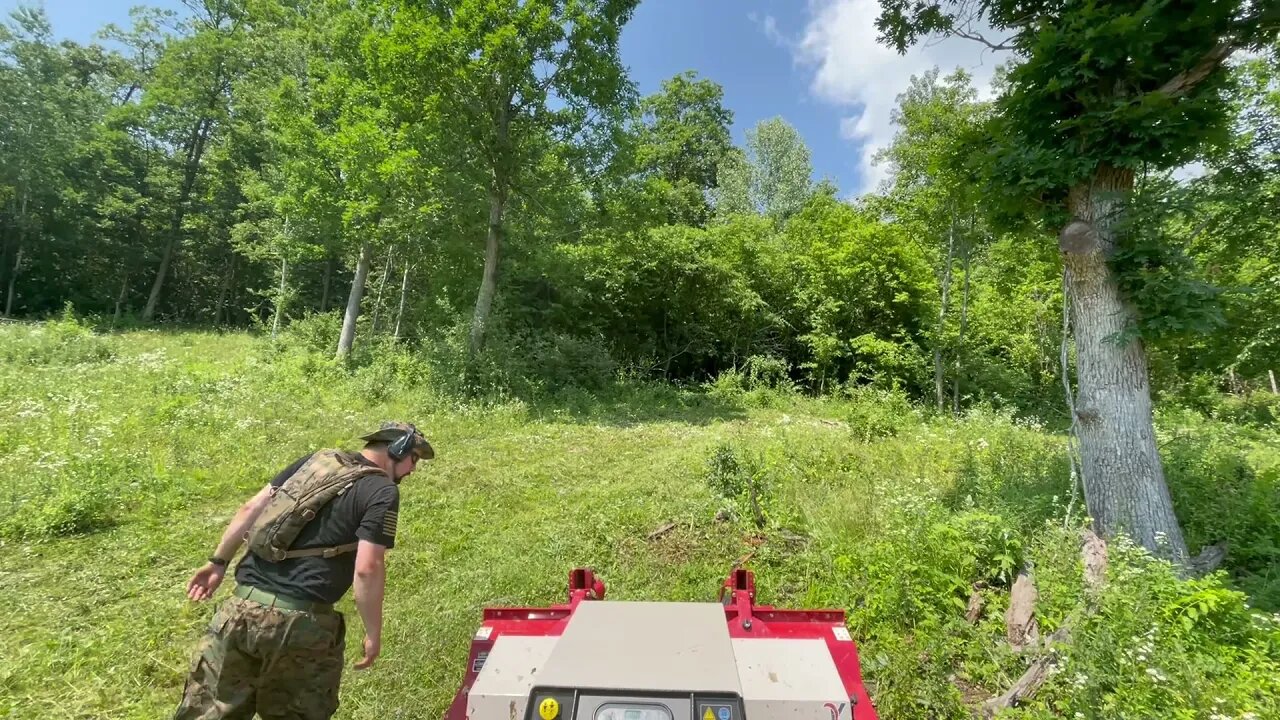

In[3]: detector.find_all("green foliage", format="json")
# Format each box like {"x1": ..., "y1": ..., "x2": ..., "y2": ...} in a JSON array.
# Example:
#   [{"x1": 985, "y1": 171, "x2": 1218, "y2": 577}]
[
  {"x1": 628, "y1": 70, "x2": 733, "y2": 226},
  {"x1": 2, "y1": 330, "x2": 1279, "y2": 719},
  {"x1": 1212, "y1": 393, "x2": 1280, "y2": 429},
  {"x1": 0, "y1": 305, "x2": 117, "y2": 365},
  {"x1": 713, "y1": 116, "x2": 814, "y2": 222},
  {"x1": 1006, "y1": 534, "x2": 1280, "y2": 720},
  {"x1": 1109, "y1": 180, "x2": 1229, "y2": 344},
  {"x1": 785, "y1": 194, "x2": 934, "y2": 391},
  {"x1": 1159, "y1": 409, "x2": 1280, "y2": 606}
]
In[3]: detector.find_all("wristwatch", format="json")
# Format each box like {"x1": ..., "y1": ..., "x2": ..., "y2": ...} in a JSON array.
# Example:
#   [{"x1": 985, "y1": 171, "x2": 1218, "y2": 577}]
[{"x1": 209, "y1": 556, "x2": 229, "y2": 567}]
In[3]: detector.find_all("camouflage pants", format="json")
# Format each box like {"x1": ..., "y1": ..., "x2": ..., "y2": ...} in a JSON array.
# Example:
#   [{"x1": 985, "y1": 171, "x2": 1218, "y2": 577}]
[{"x1": 174, "y1": 594, "x2": 346, "y2": 720}]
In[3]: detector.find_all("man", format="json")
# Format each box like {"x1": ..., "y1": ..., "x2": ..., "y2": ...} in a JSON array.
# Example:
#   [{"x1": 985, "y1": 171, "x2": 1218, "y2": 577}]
[{"x1": 174, "y1": 421, "x2": 433, "y2": 720}]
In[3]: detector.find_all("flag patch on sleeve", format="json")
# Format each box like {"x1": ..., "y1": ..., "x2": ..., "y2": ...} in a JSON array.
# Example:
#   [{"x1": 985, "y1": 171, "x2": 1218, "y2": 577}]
[{"x1": 382, "y1": 510, "x2": 398, "y2": 538}]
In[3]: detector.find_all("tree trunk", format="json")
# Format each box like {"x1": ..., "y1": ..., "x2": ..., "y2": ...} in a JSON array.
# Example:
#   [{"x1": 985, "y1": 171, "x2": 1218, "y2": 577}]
[
  {"x1": 1059, "y1": 164, "x2": 1188, "y2": 564},
  {"x1": 336, "y1": 241, "x2": 373, "y2": 360},
  {"x1": 319, "y1": 255, "x2": 333, "y2": 313},
  {"x1": 143, "y1": 236, "x2": 178, "y2": 322},
  {"x1": 5, "y1": 192, "x2": 28, "y2": 318},
  {"x1": 4, "y1": 243, "x2": 21, "y2": 318},
  {"x1": 470, "y1": 182, "x2": 506, "y2": 355},
  {"x1": 1270, "y1": 369, "x2": 1277, "y2": 394},
  {"x1": 113, "y1": 273, "x2": 130, "y2": 326},
  {"x1": 934, "y1": 213, "x2": 955, "y2": 412},
  {"x1": 394, "y1": 263, "x2": 411, "y2": 341},
  {"x1": 470, "y1": 100, "x2": 511, "y2": 356},
  {"x1": 371, "y1": 253, "x2": 393, "y2": 335},
  {"x1": 953, "y1": 245, "x2": 972, "y2": 413},
  {"x1": 143, "y1": 117, "x2": 211, "y2": 322},
  {"x1": 0, "y1": 205, "x2": 11, "y2": 312},
  {"x1": 271, "y1": 256, "x2": 288, "y2": 339},
  {"x1": 214, "y1": 254, "x2": 236, "y2": 325}
]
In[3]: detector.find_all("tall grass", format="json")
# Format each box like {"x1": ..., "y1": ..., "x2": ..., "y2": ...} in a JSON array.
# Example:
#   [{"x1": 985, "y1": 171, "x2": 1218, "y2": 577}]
[{"x1": 0, "y1": 322, "x2": 1276, "y2": 719}]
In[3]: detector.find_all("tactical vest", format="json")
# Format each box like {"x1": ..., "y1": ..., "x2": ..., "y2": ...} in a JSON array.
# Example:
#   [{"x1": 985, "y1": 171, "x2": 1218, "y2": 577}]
[{"x1": 244, "y1": 449, "x2": 387, "y2": 562}]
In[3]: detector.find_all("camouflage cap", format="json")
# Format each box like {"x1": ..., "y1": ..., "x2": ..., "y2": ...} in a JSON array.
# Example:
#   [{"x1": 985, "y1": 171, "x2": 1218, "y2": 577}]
[{"x1": 360, "y1": 421, "x2": 434, "y2": 460}]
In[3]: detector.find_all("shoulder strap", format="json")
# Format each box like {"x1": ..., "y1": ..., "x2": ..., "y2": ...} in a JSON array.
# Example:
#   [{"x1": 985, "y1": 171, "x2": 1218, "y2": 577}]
[
  {"x1": 279, "y1": 541, "x2": 360, "y2": 559},
  {"x1": 244, "y1": 449, "x2": 386, "y2": 563}
]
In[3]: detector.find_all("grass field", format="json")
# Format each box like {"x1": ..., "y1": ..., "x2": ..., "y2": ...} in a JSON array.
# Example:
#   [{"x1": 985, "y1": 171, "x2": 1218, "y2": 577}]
[{"x1": 2, "y1": 320, "x2": 1279, "y2": 720}]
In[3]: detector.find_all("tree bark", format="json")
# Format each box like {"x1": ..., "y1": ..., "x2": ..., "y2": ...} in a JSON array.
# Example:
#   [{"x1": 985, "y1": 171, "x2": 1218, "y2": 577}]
[
  {"x1": 371, "y1": 253, "x2": 393, "y2": 335},
  {"x1": 1060, "y1": 164, "x2": 1188, "y2": 565},
  {"x1": 470, "y1": 181, "x2": 506, "y2": 355},
  {"x1": 214, "y1": 254, "x2": 236, "y2": 325},
  {"x1": 271, "y1": 256, "x2": 288, "y2": 339},
  {"x1": 336, "y1": 241, "x2": 373, "y2": 360},
  {"x1": 1270, "y1": 370, "x2": 1278, "y2": 394},
  {"x1": 319, "y1": 255, "x2": 333, "y2": 313},
  {"x1": 953, "y1": 244, "x2": 972, "y2": 413},
  {"x1": 394, "y1": 263, "x2": 411, "y2": 342},
  {"x1": 5, "y1": 192, "x2": 28, "y2": 318},
  {"x1": 143, "y1": 117, "x2": 212, "y2": 322},
  {"x1": 4, "y1": 243, "x2": 21, "y2": 318},
  {"x1": 934, "y1": 212, "x2": 955, "y2": 412},
  {"x1": 470, "y1": 100, "x2": 511, "y2": 356},
  {"x1": 113, "y1": 273, "x2": 130, "y2": 326}
]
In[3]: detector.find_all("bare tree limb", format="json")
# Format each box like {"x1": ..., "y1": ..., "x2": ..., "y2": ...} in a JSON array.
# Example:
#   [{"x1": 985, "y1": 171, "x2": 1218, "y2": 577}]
[
  {"x1": 952, "y1": 29, "x2": 1015, "y2": 52},
  {"x1": 1155, "y1": 41, "x2": 1236, "y2": 98},
  {"x1": 978, "y1": 530, "x2": 1108, "y2": 718}
]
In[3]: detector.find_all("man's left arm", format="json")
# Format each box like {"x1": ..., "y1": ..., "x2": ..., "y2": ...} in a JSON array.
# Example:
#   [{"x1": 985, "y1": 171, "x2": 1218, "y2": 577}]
[{"x1": 185, "y1": 483, "x2": 275, "y2": 602}]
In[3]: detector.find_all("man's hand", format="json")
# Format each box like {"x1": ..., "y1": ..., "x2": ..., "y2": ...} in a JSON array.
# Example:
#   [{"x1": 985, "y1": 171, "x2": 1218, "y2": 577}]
[
  {"x1": 354, "y1": 634, "x2": 381, "y2": 670},
  {"x1": 186, "y1": 562, "x2": 226, "y2": 601}
]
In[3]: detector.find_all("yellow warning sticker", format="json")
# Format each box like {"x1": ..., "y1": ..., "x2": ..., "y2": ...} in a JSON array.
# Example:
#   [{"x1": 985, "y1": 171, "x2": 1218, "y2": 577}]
[
  {"x1": 703, "y1": 709, "x2": 715, "y2": 720},
  {"x1": 539, "y1": 698, "x2": 560, "y2": 720}
]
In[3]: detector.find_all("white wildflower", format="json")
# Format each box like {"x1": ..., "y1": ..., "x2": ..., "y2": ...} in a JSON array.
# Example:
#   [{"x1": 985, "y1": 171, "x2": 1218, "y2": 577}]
[
  {"x1": 1241, "y1": 713, "x2": 1257, "y2": 720},
  {"x1": 1145, "y1": 668, "x2": 1166, "y2": 682}
]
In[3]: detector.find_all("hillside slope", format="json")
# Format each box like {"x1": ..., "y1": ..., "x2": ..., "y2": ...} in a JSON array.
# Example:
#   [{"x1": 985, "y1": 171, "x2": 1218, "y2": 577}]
[{"x1": 1, "y1": 323, "x2": 1277, "y2": 720}]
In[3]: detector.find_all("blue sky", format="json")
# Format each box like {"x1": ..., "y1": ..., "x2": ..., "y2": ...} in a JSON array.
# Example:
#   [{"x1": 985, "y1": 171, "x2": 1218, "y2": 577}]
[{"x1": 2, "y1": 0, "x2": 1000, "y2": 195}]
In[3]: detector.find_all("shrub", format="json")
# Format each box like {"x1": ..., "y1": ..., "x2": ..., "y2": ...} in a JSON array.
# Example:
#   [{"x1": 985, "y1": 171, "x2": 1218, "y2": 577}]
[
  {"x1": 0, "y1": 304, "x2": 116, "y2": 366},
  {"x1": 1008, "y1": 535, "x2": 1280, "y2": 720},
  {"x1": 1, "y1": 479, "x2": 117, "y2": 542},
  {"x1": 703, "y1": 442, "x2": 795, "y2": 530},
  {"x1": 1213, "y1": 392, "x2": 1280, "y2": 428},
  {"x1": 839, "y1": 384, "x2": 922, "y2": 440},
  {"x1": 277, "y1": 310, "x2": 346, "y2": 355},
  {"x1": 1161, "y1": 417, "x2": 1280, "y2": 607}
]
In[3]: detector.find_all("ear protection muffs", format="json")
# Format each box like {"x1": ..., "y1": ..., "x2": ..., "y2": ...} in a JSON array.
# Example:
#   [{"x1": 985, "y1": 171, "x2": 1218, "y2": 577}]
[{"x1": 387, "y1": 424, "x2": 419, "y2": 462}]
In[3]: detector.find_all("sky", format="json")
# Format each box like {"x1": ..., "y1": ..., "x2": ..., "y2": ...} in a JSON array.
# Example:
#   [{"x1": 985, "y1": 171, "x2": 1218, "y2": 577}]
[{"x1": 1, "y1": 0, "x2": 1005, "y2": 196}]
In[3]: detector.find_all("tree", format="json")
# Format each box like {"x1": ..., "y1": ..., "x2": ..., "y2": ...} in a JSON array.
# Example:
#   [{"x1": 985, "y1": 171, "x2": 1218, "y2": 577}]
[
  {"x1": 877, "y1": 67, "x2": 992, "y2": 412},
  {"x1": 0, "y1": 7, "x2": 116, "y2": 317},
  {"x1": 713, "y1": 116, "x2": 814, "y2": 222},
  {"x1": 631, "y1": 70, "x2": 733, "y2": 226},
  {"x1": 375, "y1": 0, "x2": 640, "y2": 355},
  {"x1": 874, "y1": 0, "x2": 1280, "y2": 564},
  {"x1": 137, "y1": 0, "x2": 244, "y2": 321},
  {"x1": 1173, "y1": 50, "x2": 1280, "y2": 386}
]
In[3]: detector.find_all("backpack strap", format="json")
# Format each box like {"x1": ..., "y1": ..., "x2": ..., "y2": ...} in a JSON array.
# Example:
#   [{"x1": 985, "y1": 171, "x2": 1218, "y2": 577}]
[{"x1": 278, "y1": 541, "x2": 360, "y2": 559}]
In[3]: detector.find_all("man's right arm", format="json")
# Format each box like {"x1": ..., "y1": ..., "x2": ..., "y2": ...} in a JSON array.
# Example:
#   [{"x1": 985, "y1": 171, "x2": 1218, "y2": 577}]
[
  {"x1": 351, "y1": 481, "x2": 398, "y2": 669},
  {"x1": 353, "y1": 539, "x2": 387, "y2": 669}
]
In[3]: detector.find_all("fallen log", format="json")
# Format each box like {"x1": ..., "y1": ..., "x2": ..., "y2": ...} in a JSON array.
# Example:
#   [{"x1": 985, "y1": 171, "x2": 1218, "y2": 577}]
[{"x1": 978, "y1": 529, "x2": 1108, "y2": 718}]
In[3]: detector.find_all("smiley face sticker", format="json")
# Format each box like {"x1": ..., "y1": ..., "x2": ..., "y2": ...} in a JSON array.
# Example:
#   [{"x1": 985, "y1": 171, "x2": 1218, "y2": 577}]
[{"x1": 539, "y1": 698, "x2": 560, "y2": 720}]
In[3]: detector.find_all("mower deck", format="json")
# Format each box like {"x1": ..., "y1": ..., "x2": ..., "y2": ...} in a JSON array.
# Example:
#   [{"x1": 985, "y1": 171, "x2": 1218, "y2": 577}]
[{"x1": 444, "y1": 568, "x2": 880, "y2": 720}]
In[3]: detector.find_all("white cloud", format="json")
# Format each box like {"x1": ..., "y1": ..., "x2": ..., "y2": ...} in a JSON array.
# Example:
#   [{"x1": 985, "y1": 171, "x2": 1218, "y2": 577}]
[
  {"x1": 748, "y1": 11, "x2": 790, "y2": 49},
  {"x1": 795, "y1": 0, "x2": 1006, "y2": 195}
]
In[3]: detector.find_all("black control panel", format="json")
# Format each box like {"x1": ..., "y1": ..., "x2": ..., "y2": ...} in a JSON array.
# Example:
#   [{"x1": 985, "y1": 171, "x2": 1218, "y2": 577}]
[{"x1": 525, "y1": 689, "x2": 745, "y2": 720}]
